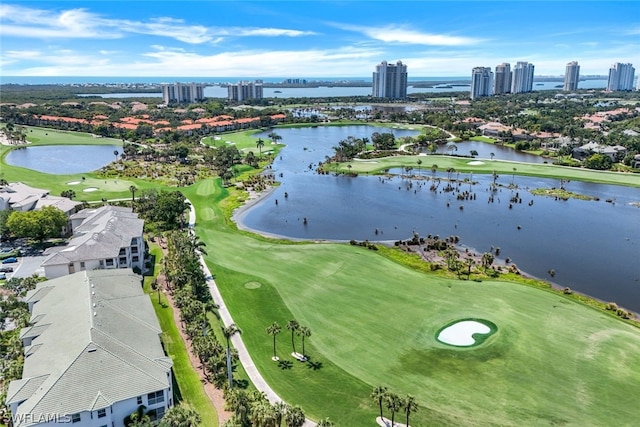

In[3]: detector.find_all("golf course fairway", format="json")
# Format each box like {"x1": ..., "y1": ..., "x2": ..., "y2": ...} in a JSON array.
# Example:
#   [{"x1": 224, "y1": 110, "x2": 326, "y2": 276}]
[{"x1": 183, "y1": 179, "x2": 640, "y2": 426}]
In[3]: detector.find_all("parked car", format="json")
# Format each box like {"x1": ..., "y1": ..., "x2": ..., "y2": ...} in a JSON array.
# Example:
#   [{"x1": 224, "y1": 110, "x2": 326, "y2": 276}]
[
  {"x1": 1, "y1": 257, "x2": 18, "y2": 264},
  {"x1": 0, "y1": 273, "x2": 6, "y2": 280},
  {"x1": 0, "y1": 266, "x2": 13, "y2": 273}
]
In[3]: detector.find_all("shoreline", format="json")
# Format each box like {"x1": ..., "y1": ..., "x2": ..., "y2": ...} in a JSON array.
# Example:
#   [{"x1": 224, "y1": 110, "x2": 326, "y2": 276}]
[{"x1": 230, "y1": 180, "x2": 639, "y2": 320}]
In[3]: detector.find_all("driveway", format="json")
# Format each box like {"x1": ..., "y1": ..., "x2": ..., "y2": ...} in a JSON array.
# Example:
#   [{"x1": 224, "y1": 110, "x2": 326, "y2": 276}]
[{"x1": 11, "y1": 255, "x2": 47, "y2": 279}]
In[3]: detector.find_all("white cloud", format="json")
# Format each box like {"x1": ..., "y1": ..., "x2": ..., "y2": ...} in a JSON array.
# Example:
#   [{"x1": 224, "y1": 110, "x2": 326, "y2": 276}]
[
  {"x1": 334, "y1": 23, "x2": 483, "y2": 46},
  {"x1": 0, "y1": 4, "x2": 316, "y2": 44}
]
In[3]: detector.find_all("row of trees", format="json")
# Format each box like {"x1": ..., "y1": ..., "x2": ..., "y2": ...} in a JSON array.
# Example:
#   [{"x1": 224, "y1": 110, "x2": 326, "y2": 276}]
[
  {"x1": 371, "y1": 386, "x2": 418, "y2": 427},
  {"x1": 266, "y1": 320, "x2": 312, "y2": 360},
  {"x1": 223, "y1": 389, "x2": 316, "y2": 427}
]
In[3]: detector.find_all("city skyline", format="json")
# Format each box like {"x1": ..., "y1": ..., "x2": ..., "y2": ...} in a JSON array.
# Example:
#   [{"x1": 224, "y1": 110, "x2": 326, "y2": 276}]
[{"x1": 0, "y1": 1, "x2": 639, "y2": 78}]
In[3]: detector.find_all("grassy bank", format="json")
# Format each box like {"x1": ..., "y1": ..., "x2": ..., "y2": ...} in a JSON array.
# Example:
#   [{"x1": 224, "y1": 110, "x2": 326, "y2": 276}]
[
  {"x1": 143, "y1": 243, "x2": 218, "y2": 426},
  {"x1": 183, "y1": 178, "x2": 640, "y2": 426}
]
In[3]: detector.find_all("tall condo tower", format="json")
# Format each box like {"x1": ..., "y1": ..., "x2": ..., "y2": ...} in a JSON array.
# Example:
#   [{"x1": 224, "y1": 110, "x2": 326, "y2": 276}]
[
  {"x1": 511, "y1": 62, "x2": 535, "y2": 94},
  {"x1": 564, "y1": 61, "x2": 580, "y2": 91},
  {"x1": 372, "y1": 60, "x2": 408, "y2": 99},
  {"x1": 470, "y1": 67, "x2": 494, "y2": 100},
  {"x1": 161, "y1": 82, "x2": 205, "y2": 104},
  {"x1": 607, "y1": 63, "x2": 636, "y2": 91},
  {"x1": 494, "y1": 63, "x2": 512, "y2": 94},
  {"x1": 228, "y1": 81, "x2": 264, "y2": 101}
]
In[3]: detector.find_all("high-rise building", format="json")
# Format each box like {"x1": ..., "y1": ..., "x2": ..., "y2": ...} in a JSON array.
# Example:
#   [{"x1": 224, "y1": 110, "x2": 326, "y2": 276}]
[
  {"x1": 372, "y1": 60, "x2": 408, "y2": 99},
  {"x1": 607, "y1": 63, "x2": 636, "y2": 91},
  {"x1": 161, "y1": 82, "x2": 205, "y2": 104},
  {"x1": 228, "y1": 81, "x2": 264, "y2": 101},
  {"x1": 470, "y1": 67, "x2": 494, "y2": 100},
  {"x1": 494, "y1": 63, "x2": 512, "y2": 95},
  {"x1": 563, "y1": 61, "x2": 580, "y2": 91},
  {"x1": 511, "y1": 61, "x2": 535, "y2": 94}
]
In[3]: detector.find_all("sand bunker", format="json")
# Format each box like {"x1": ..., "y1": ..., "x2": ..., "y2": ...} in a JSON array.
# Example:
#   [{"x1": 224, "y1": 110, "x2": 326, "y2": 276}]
[
  {"x1": 83, "y1": 187, "x2": 99, "y2": 192},
  {"x1": 67, "y1": 181, "x2": 81, "y2": 185},
  {"x1": 467, "y1": 161, "x2": 485, "y2": 166},
  {"x1": 437, "y1": 320, "x2": 491, "y2": 346}
]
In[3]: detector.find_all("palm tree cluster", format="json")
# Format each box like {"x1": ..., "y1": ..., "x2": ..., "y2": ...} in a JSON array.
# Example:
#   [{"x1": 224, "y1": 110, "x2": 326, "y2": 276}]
[
  {"x1": 1, "y1": 122, "x2": 27, "y2": 144},
  {"x1": 267, "y1": 320, "x2": 312, "y2": 361},
  {"x1": 371, "y1": 386, "x2": 418, "y2": 427},
  {"x1": 223, "y1": 389, "x2": 307, "y2": 427},
  {"x1": 161, "y1": 230, "x2": 237, "y2": 389}
]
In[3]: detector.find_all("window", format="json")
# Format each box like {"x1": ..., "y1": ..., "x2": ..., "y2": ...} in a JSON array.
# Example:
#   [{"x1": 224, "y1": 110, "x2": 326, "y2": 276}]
[
  {"x1": 105, "y1": 259, "x2": 114, "y2": 267},
  {"x1": 119, "y1": 248, "x2": 126, "y2": 255},
  {"x1": 80, "y1": 261, "x2": 85, "y2": 270},
  {"x1": 132, "y1": 246, "x2": 138, "y2": 254},
  {"x1": 119, "y1": 257, "x2": 127, "y2": 264},
  {"x1": 99, "y1": 260, "x2": 104, "y2": 268},
  {"x1": 137, "y1": 396, "x2": 142, "y2": 405},
  {"x1": 71, "y1": 413, "x2": 81, "y2": 423},
  {"x1": 147, "y1": 407, "x2": 165, "y2": 422},
  {"x1": 132, "y1": 256, "x2": 139, "y2": 263},
  {"x1": 147, "y1": 390, "x2": 164, "y2": 405},
  {"x1": 97, "y1": 409, "x2": 106, "y2": 418}
]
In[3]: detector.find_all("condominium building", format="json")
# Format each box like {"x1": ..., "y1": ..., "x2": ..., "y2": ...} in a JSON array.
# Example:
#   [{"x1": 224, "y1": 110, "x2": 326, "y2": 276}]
[
  {"x1": 563, "y1": 61, "x2": 580, "y2": 91},
  {"x1": 41, "y1": 205, "x2": 144, "y2": 279},
  {"x1": 161, "y1": 82, "x2": 205, "y2": 104},
  {"x1": 372, "y1": 60, "x2": 408, "y2": 99},
  {"x1": 511, "y1": 61, "x2": 535, "y2": 94},
  {"x1": 607, "y1": 62, "x2": 636, "y2": 91},
  {"x1": 470, "y1": 67, "x2": 494, "y2": 100},
  {"x1": 494, "y1": 63, "x2": 512, "y2": 95},
  {"x1": 7, "y1": 269, "x2": 173, "y2": 427},
  {"x1": 228, "y1": 81, "x2": 264, "y2": 102}
]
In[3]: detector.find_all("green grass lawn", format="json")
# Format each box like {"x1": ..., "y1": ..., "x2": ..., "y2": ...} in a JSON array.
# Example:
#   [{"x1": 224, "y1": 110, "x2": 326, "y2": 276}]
[
  {"x1": 143, "y1": 243, "x2": 218, "y2": 427},
  {"x1": 343, "y1": 154, "x2": 640, "y2": 187},
  {"x1": 183, "y1": 179, "x2": 640, "y2": 426}
]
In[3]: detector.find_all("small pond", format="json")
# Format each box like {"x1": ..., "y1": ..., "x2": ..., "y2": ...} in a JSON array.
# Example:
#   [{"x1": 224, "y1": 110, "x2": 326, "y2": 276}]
[{"x1": 5, "y1": 145, "x2": 121, "y2": 174}]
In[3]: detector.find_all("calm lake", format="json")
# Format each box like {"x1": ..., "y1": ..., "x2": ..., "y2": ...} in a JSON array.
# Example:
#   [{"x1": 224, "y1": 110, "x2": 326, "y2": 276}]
[
  {"x1": 5, "y1": 145, "x2": 120, "y2": 174},
  {"x1": 236, "y1": 125, "x2": 640, "y2": 312}
]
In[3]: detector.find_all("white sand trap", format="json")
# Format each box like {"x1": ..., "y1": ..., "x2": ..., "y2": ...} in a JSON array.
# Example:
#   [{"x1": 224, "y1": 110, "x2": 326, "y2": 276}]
[
  {"x1": 67, "y1": 181, "x2": 81, "y2": 185},
  {"x1": 437, "y1": 320, "x2": 490, "y2": 346},
  {"x1": 83, "y1": 187, "x2": 99, "y2": 192},
  {"x1": 214, "y1": 136, "x2": 221, "y2": 140},
  {"x1": 467, "y1": 161, "x2": 485, "y2": 166}
]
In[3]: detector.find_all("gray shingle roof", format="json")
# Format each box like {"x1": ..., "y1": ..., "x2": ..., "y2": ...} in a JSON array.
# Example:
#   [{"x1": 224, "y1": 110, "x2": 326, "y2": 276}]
[
  {"x1": 41, "y1": 205, "x2": 143, "y2": 266},
  {"x1": 7, "y1": 269, "x2": 172, "y2": 426}
]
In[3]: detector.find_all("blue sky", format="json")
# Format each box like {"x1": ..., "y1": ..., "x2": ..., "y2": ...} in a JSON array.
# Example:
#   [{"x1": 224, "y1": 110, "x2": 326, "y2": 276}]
[{"x1": 0, "y1": 1, "x2": 638, "y2": 78}]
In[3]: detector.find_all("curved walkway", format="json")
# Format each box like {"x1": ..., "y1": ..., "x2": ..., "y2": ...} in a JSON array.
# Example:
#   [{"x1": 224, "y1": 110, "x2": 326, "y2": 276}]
[{"x1": 186, "y1": 200, "x2": 316, "y2": 427}]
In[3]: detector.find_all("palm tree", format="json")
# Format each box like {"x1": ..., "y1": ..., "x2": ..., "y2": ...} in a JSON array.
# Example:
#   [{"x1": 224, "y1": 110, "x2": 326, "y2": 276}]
[
  {"x1": 490, "y1": 152, "x2": 495, "y2": 161},
  {"x1": 256, "y1": 138, "x2": 265, "y2": 157},
  {"x1": 298, "y1": 325, "x2": 311, "y2": 357},
  {"x1": 401, "y1": 395, "x2": 418, "y2": 427},
  {"x1": 273, "y1": 401, "x2": 288, "y2": 427},
  {"x1": 386, "y1": 393, "x2": 401, "y2": 427},
  {"x1": 113, "y1": 149, "x2": 119, "y2": 162},
  {"x1": 371, "y1": 386, "x2": 388, "y2": 421},
  {"x1": 266, "y1": 322, "x2": 282, "y2": 360},
  {"x1": 286, "y1": 319, "x2": 300, "y2": 354},
  {"x1": 284, "y1": 405, "x2": 305, "y2": 427},
  {"x1": 416, "y1": 159, "x2": 422, "y2": 176},
  {"x1": 431, "y1": 164, "x2": 438, "y2": 178},
  {"x1": 317, "y1": 418, "x2": 335, "y2": 427},
  {"x1": 222, "y1": 323, "x2": 241, "y2": 388},
  {"x1": 129, "y1": 185, "x2": 137, "y2": 206},
  {"x1": 159, "y1": 405, "x2": 201, "y2": 427}
]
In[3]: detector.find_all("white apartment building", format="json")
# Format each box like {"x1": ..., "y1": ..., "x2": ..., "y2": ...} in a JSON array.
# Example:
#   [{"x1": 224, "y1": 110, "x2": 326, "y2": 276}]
[
  {"x1": 227, "y1": 81, "x2": 264, "y2": 101},
  {"x1": 7, "y1": 269, "x2": 173, "y2": 427},
  {"x1": 161, "y1": 82, "x2": 205, "y2": 104},
  {"x1": 494, "y1": 63, "x2": 512, "y2": 95},
  {"x1": 372, "y1": 60, "x2": 408, "y2": 99},
  {"x1": 511, "y1": 61, "x2": 535, "y2": 94},
  {"x1": 470, "y1": 67, "x2": 494, "y2": 100},
  {"x1": 41, "y1": 206, "x2": 144, "y2": 279},
  {"x1": 563, "y1": 61, "x2": 580, "y2": 91},
  {"x1": 607, "y1": 62, "x2": 635, "y2": 91}
]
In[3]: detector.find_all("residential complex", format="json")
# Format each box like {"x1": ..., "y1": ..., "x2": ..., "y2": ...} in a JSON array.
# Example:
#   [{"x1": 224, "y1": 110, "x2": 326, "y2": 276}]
[
  {"x1": 41, "y1": 205, "x2": 144, "y2": 279},
  {"x1": 7, "y1": 269, "x2": 173, "y2": 427},
  {"x1": 511, "y1": 61, "x2": 535, "y2": 94},
  {"x1": 494, "y1": 63, "x2": 512, "y2": 95},
  {"x1": 372, "y1": 60, "x2": 408, "y2": 99},
  {"x1": 160, "y1": 82, "x2": 206, "y2": 104},
  {"x1": 564, "y1": 61, "x2": 580, "y2": 91},
  {"x1": 227, "y1": 80, "x2": 264, "y2": 102},
  {"x1": 470, "y1": 67, "x2": 494, "y2": 100},
  {"x1": 607, "y1": 62, "x2": 636, "y2": 91},
  {"x1": 0, "y1": 182, "x2": 82, "y2": 215}
]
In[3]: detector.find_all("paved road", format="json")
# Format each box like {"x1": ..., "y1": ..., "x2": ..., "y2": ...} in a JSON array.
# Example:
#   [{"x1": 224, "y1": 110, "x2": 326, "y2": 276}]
[
  {"x1": 9, "y1": 255, "x2": 47, "y2": 279},
  {"x1": 186, "y1": 200, "x2": 316, "y2": 427}
]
